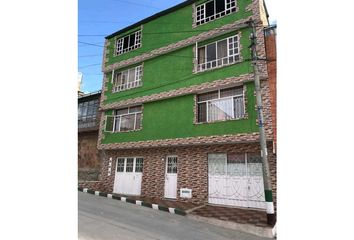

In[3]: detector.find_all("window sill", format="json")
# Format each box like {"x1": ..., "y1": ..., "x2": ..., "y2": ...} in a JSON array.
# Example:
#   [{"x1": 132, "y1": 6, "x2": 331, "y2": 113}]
[
  {"x1": 194, "y1": 116, "x2": 248, "y2": 125},
  {"x1": 109, "y1": 128, "x2": 142, "y2": 134},
  {"x1": 112, "y1": 84, "x2": 143, "y2": 94},
  {"x1": 193, "y1": 58, "x2": 243, "y2": 75}
]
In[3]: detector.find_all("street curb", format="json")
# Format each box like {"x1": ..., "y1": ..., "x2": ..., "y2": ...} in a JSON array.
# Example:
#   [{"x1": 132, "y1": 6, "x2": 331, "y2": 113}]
[
  {"x1": 187, "y1": 214, "x2": 276, "y2": 239},
  {"x1": 78, "y1": 187, "x2": 186, "y2": 216}
]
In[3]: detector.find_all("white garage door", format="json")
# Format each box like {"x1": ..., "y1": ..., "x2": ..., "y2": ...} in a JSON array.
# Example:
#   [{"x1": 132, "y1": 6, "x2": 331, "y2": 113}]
[
  {"x1": 113, "y1": 157, "x2": 143, "y2": 195},
  {"x1": 208, "y1": 153, "x2": 266, "y2": 209}
]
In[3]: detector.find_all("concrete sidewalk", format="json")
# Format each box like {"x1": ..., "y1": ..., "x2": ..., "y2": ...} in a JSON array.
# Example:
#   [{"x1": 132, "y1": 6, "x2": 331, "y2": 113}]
[{"x1": 78, "y1": 187, "x2": 276, "y2": 238}]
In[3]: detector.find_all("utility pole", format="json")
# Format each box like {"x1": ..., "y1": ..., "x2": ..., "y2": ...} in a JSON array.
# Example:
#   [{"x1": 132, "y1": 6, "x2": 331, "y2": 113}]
[{"x1": 249, "y1": 20, "x2": 275, "y2": 225}]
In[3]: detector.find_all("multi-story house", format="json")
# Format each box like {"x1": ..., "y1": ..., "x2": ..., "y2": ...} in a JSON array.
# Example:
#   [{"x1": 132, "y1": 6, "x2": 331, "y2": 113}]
[
  {"x1": 94, "y1": 0, "x2": 276, "y2": 214},
  {"x1": 78, "y1": 91, "x2": 102, "y2": 182}
]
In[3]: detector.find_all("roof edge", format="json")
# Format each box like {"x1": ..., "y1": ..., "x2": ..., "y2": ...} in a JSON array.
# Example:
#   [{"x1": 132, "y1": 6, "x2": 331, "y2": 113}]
[{"x1": 105, "y1": 0, "x2": 196, "y2": 39}]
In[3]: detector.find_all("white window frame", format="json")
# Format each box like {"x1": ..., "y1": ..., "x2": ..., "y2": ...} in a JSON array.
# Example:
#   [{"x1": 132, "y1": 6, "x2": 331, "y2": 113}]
[
  {"x1": 112, "y1": 106, "x2": 142, "y2": 133},
  {"x1": 196, "y1": 34, "x2": 240, "y2": 72},
  {"x1": 197, "y1": 87, "x2": 245, "y2": 123},
  {"x1": 115, "y1": 30, "x2": 142, "y2": 56},
  {"x1": 112, "y1": 65, "x2": 143, "y2": 93},
  {"x1": 116, "y1": 157, "x2": 144, "y2": 173},
  {"x1": 196, "y1": 0, "x2": 237, "y2": 26}
]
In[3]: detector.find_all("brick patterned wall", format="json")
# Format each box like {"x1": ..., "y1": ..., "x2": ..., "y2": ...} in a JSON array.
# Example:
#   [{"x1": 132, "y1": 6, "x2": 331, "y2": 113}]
[
  {"x1": 78, "y1": 131, "x2": 101, "y2": 181},
  {"x1": 78, "y1": 181, "x2": 101, "y2": 190},
  {"x1": 265, "y1": 30, "x2": 277, "y2": 148},
  {"x1": 97, "y1": 142, "x2": 276, "y2": 212},
  {"x1": 78, "y1": 131, "x2": 100, "y2": 169}
]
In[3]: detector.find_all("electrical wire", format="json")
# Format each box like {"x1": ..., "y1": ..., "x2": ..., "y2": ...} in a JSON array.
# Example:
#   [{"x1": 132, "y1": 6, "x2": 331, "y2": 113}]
[{"x1": 102, "y1": 58, "x2": 255, "y2": 103}]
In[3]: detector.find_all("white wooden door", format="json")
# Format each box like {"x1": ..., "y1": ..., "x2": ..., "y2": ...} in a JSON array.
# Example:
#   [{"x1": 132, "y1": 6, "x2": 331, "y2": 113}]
[
  {"x1": 113, "y1": 157, "x2": 143, "y2": 195},
  {"x1": 208, "y1": 153, "x2": 266, "y2": 209},
  {"x1": 164, "y1": 156, "x2": 177, "y2": 199}
]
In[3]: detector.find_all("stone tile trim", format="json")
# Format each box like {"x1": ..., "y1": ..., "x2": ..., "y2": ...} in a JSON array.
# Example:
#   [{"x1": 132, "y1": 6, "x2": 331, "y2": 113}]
[
  {"x1": 98, "y1": 132, "x2": 270, "y2": 150},
  {"x1": 250, "y1": 0, "x2": 268, "y2": 79},
  {"x1": 78, "y1": 187, "x2": 186, "y2": 216},
  {"x1": 101, "y1": 73, "x2": 254, "y2": 110},
  {"x1": 102, "y1": 39, "x2": 110, "y2": 72},
  {"x1": 103, "y1": 18, "x2": 252, "y2": 73}
]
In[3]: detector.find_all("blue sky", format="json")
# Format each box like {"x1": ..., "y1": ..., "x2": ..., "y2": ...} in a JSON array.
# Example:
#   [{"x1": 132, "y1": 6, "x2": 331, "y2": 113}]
[{"x1": 78, "y1": 0, "x2": 277, "y2": 93}]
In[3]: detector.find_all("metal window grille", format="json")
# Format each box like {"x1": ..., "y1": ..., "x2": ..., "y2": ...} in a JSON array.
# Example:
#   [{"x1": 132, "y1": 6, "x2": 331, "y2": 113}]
[
  {"x1": 135, "y1": 158, "x2": 144, "y2": 172},
  {"x1": 197, "y1": 86, "x2": 244, "y2": 123},
  {"x1": 111, "y1": 106, "x2": 142, "y2": 132},
  {"x1": 117, "y1": 158, "x2": 125, "y2": 172},
  {"x1": 112, "y1": 65, "x2": 143, "y2": 93},
  {"x1": 126, "y1": 158, "x2": 134, "y2": 172},
  {"x1": 115, "y1": 30, "x2": 142, "y2": 55},
  {"x1": 78, "y1": 99, "x2": 99, "y2": 128},
  {"x1": 196, "y1": 0, "x2": 237, "y2": 26},
  {"x1": 167, "y1": 156, "x2": 177, "y2": 173},
  {"x1": 197, "y1": 35, "x2": 240, "y2": 72}
]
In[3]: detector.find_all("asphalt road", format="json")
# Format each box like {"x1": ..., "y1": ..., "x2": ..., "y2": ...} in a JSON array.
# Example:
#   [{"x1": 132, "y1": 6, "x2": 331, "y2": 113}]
[{"x1": 78, "y1": 192, "x2": 270, "y2": 240}]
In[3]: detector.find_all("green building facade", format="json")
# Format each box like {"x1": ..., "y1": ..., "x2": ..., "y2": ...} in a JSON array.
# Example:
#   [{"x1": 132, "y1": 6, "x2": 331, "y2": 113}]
[{"x1": 93, "y1": 0, "x2": 276, "y2": 214}]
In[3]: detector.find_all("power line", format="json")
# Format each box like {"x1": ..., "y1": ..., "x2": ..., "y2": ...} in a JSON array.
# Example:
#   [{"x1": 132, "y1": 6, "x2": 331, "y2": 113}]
[
  {"x1": 79, "y1": 54, "x2": 102, "y2": 58},
  {"x1": 79, "y1": 63, "x2": 102, "y2": 69},
  {"x1": 78, "y1": 27, "x2": 250, "y2": 37},
  {"x1": 102, "y1": 59, "x2": 255, "y2": 103},
  {"x1": 111, "y1": 0, "x2": 161, "y2": 10}
]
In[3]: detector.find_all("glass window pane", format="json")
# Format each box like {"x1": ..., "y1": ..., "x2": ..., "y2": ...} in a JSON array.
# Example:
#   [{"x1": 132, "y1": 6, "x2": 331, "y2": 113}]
[
  {"x1": 220, "y1": 86, "x2": 243, "y2": 98},
  {"x1": 128, "y1": 68, "x2": 135, "y2": 83},
  {"x1": 247, "y1": 153, "x2": 263, "y2": 176},
  {"x1": 234, "y1": 96, "x2": 245, "y2": 119},
  {"x1": 135, "y1": 113, "x2": 142, "y2": 129},
  {"x1": 217, "y1": 39, "x2": 228, "y2": 59},
  {"x1": 113, "y1": 116, "x2": 120, "y2": 132},
  {"x1": 117, "y1": 158, "x2": 125, "y2": 172},
  {"x1": 205, "y1": 1, "x2": 215, "y2": 17},
  {"x1": 227, "y1": 154, "x2": 246, "y2": 176},
  {"x1": 126, "y1": 158, "x2": 134, "y2": 172},
  {"x1": 198, "y1": 102, "x2": 207, "y2": 122},
  {"x1": 206, "y1": 43, "x2": 216, "y2": 62},
  {"x1": 129, "y1": 106, "x2": 142, "y2": 113},
  {"x1": 197, "y1": 90, "x2": 218, "y2": 102},
  {"x1": 116, "y1": 108, "x2": 129, "y2": 115},
  {"x1": 120, "y1": 114, "x2": 135, "y2": 131},
  {"x1": 208, "y1": 98, "x2": 234, "y2": 122},
  {"x1": 216, "y1": 0, "x2": 226, "y2": 13},
  {"x1": 208, "y1": 154, "x2": 227, "y2": 175},
  {"x1": 123, "y1": 36, "x2": 129, "y2": 49},
  {"x1": 198, "y1": 47, "x2": 206, "y2": 64},
  {"x1": 135, "y1": 158, "x2": 143, "y2": 172},
  {"x1": 129, "y1": 33, "x2": 136, "y2": 47}
]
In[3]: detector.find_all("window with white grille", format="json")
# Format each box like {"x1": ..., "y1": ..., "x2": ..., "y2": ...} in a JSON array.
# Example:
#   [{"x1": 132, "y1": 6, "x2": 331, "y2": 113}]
[
  {"x1": 112, "y1": 65, "x2": 143, "y2": 93},
  {"x1": 197, "y1": 86, "x2": 244, "y2": 123},
  {"x1": 105, "y1": 106, "x2": 142, "y2": 132},
  {"x1": 115, "y1": 30, "x2": 142, "y2": 55},
  {"x1": 197, "y1": 35, "x2": 240, "y2": 72},
  {"x1": 196, "y1": 0, "x2": 237, "y2": 26}
]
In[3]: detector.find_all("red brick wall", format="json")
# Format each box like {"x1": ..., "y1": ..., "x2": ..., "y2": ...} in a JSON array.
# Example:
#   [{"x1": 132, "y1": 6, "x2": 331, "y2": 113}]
[
  {"x1": 78, "y1": 131, "x2": 101, "y2": 181},
  {"x1": 97, "y1": 143, "x2": 276, "y2": 211},
  {"x1": 265, "y1": 31, "x2": 277, "y2": 149}
]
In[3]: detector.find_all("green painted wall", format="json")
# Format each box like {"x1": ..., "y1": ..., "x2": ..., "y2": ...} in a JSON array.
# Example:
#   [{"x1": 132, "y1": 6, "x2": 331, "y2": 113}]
[
  {"x1": 102, "y1": 81, "x2": 258, "y2": 144},
  {"x1": 101, "y1": 0, "x2": 259, "y2": 144},
  {"x1": 105, "y1": 0, "x2": 252, "y2": 67},
  {"x1": 104, "y1": 29, "x2": 253, "y2": 105}
]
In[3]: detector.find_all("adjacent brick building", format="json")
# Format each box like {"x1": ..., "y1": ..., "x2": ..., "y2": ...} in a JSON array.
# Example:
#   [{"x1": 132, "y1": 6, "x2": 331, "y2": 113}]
[
  {"x1": 81, "y1": 0, "x2": 276, "y2": 215},
  {"x1": 78, "y1": 91, "x2": 102, "y2": 181}
]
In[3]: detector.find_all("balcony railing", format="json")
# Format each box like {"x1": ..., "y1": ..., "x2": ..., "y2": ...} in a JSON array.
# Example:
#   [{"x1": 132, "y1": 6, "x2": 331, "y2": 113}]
[
  {"x1": 197, "y1": 55, "x2": 240, "y2": 73},
  {"x1": 112, "y1": 80, "x2": 142, "y2": 93},
  {"x1": 78, "y1": 117, "x2": 98, "y2": 129}
]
